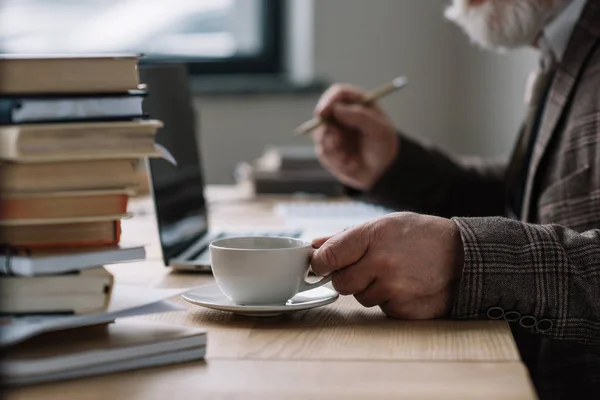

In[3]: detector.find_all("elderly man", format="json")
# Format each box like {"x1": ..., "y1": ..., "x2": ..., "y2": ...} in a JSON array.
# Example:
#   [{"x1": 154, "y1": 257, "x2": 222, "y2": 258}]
[{"x1": 309, "y1": 0, "x2": 600, "y2": 398}]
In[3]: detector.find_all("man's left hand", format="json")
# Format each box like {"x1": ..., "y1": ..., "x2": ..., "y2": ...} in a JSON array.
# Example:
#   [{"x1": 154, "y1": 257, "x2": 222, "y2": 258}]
[{"x1": 311, "y1": 212, "x2": 465, "y2": 319}]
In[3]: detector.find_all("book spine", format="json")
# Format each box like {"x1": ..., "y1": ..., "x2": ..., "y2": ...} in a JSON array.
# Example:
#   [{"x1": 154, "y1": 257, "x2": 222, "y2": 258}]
[
  {"x1": 0, "y1": 243, "x2": 29, "y2": 276},
  {"x1": 0, "y1": 99, "x2": 16, "y2": 124},
  {"x1": 28, "y1": 233, "x2": 120, "y2": 249},
  {"x1": 0, "y1": 193, "x2": 130, "y2": 221},
  {"x1": 114, "y1": 219, "x2": 122, "y2": 244},
  {"x1": 2, "y1": 90, "x2": 148, "y2": 99},
  {"x1": 100, "y1": 271, "x2": 115, "y2": 312},
  {"x1": 2, "y1": 115, "x2": 149, "y2": 125},
  {"x1": 9, "y1": 220, "x2": 121, "y2": 249}
]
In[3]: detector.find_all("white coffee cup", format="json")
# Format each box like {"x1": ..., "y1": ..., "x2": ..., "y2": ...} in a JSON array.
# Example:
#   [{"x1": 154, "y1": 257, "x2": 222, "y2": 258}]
[{"x1": 209, "y1": 236, "x2": 331, "y2": 305}]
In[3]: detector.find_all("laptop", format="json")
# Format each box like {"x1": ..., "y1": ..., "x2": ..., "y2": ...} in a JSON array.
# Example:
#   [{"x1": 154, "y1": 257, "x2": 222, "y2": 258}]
[
  {"x1": 140, "y1": 63, "x2": 389, "y2": 272},
  {"x1": 138, "y1": 64, "x2": 303, "y2": 271}
]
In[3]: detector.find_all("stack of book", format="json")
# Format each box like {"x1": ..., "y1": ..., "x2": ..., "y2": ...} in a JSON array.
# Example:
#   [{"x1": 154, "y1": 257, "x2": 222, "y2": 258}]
[
  {"x1": 0, "y1": 54, "x2": 207, "y2": 385},
  {"x1": 2, "y1": 319, "x2": 207, "y2": 386},
  {"x1": 0, "y1": 285, "x2": 206, "y2": 385},
  {"x1": 235, "y1": 145, "x2": 345, "y2": 196},
  {"x1": 0, "y1": 54, "x2": 163, "y2": 315}
]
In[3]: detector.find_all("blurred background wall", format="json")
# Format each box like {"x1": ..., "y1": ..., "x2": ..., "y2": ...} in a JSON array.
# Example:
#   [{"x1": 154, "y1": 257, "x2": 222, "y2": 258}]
[
  {"x1": 196, "y1": 0, "x2": 538, "y2": 183},
  {"x1": 0, "y1": 0, "x2": 539, "y2": 184},
  {"x1": 452, "y1": 47, "x2": 538, "y2": 158}
]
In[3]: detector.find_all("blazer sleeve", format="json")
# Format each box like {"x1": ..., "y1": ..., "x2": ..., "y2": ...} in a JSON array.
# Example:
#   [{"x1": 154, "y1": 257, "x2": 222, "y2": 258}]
[
  {"x1": 451, "y1": 216, "x2": 600, "y2": 346},
  {"x1": 352, "y1": 133, "x2": 507, "y2": 218}
]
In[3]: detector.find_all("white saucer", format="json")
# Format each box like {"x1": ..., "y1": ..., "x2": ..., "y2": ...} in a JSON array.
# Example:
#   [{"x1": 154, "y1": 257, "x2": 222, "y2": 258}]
[{"x1": 182, "y1": 284, "x2": 339, "y2": 317}]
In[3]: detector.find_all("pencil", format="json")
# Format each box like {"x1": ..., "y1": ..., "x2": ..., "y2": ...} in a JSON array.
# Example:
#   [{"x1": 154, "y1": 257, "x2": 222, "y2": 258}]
[{"x1": 294, "y1": 76, "x2": 408, "y2": 136}]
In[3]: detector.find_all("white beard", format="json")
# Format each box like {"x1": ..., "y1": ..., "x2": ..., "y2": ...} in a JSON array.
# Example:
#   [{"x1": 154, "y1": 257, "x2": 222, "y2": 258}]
[{"x1": 444, "y1": 0, "x2": 569, "y2": 51}]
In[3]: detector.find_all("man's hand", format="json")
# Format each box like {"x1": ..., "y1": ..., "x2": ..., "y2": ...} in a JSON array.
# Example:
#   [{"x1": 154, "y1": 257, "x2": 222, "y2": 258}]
[
  {"x1": 311, "y1": 84, "x2": 399, "y2": 191},
  {"x1": 311, "y1": 213, "x2": 465, "y2": 319}
]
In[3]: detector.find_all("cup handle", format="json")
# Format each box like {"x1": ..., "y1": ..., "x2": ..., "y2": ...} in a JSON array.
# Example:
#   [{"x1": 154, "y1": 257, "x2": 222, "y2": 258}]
[{"x1": 298, "y1": 275, "x2": 332, "y2": 293}]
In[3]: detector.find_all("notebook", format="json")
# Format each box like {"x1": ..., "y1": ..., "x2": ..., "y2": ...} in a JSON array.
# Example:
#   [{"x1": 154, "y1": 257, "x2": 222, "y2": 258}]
[
  {"x1": 0, "y1": 319, "x2": 207, "y2": 386},
  {"x1": 0, "y1": 244, "x2": 145, "y2": 277}
]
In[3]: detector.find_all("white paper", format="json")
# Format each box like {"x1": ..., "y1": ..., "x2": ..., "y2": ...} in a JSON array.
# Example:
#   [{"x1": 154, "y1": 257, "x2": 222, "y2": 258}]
[
  {"x1": 0, "y1": 285, "x2": 193, "y2": 347},
  {"x1": 154, "y1": 143, "x2": 177, "y2": 165},
  {"x1": 272, "y1": 201, "x2": 393, "y2": 239},
  {"x1": 274, "y1": 201, "x2": 392, "y2": 220},
  {"x1": 12, "y1": 97, "x2": 143, "y2": 123}
]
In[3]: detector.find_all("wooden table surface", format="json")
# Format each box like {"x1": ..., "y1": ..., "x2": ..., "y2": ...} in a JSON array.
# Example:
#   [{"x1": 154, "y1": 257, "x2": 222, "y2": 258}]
[{"x1": 6, "y1": 185, "x2": 538, "y2": 400}]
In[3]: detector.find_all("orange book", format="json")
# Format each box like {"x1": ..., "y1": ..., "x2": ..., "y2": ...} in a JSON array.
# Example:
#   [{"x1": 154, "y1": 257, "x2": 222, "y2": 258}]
[
  {"x1": 0, "y1": 220, "x2": 121, "y2": 248},
  {"x1": 0, "y1": 190, "x2": 129, "y2": 221}
]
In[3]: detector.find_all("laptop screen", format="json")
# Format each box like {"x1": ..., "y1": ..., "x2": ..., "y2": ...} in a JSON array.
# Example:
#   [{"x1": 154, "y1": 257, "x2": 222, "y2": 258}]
[{"x1": 139, "y1": 63, "x2": 209, "y2": 264}]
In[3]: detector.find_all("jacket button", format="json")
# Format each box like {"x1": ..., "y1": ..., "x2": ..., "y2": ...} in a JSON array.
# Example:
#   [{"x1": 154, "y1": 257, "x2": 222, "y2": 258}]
[
  {"x1": 504, "y1": 311, "x2": 521, "y2": 322},
  {"x1": 519, "y1": 315, "x2": 537, "y2": 328},
  {"x1": 536, "y1": 319, "x2": 553, "y2": 333},
  {"x1": 487, "y1": 307, "x2": 504, "y2": 319}
]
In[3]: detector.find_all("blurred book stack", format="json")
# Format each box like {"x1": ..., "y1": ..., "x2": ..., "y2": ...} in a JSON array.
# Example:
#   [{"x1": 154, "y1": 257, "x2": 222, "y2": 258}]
[
  {"x1": 0, "y1": 285, "x2": 204, "y2": 385},
  {"x1": 0, "y1": 54, "x2": 164, "y2": 315},
  {"x1": 1, "y1": 319, "x2": 207, "y2": 386},
  {"x1": 0, "y1": 55, "x2": 164, "y2": 311},
  {"x1": 235, "y1": 145, "x2": 345, "y2": 196},
  {"x1": 0, "y1": 54, "x2": 206, "y2": 385}
]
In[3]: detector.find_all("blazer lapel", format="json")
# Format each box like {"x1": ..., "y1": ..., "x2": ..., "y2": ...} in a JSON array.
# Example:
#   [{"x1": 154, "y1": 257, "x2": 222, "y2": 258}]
[{"x1": 521, "y1": 0, "x2": 600, "y2": 221}]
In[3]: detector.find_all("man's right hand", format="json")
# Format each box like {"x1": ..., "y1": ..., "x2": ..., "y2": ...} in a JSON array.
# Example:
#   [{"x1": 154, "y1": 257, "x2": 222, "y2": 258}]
[{"x1": 311, "y1": 84, "x2": 399, "y2": 191}]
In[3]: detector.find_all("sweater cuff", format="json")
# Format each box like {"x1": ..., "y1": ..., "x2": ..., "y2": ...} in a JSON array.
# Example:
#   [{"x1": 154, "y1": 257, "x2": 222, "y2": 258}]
[
  {"x1": 449, "y1": 216, "x2": 562, "y2": 336},
  {"x1": 449, "y1": 217, "x2": 486, "y2": 319}
]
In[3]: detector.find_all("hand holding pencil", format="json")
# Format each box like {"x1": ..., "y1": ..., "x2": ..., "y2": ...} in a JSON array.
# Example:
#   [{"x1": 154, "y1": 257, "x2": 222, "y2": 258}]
[
  {"x1": 303, "y1": 77, "x2": 407, "y2": 191},
  {"x1": 294, "y1": 76, "x2": 407, "y2": 135}
]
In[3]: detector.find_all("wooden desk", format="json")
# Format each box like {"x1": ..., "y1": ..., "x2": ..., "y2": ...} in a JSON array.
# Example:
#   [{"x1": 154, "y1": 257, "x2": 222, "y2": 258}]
[{"x1": 6, "y1": 185, "x2": 538, "y2": 400}]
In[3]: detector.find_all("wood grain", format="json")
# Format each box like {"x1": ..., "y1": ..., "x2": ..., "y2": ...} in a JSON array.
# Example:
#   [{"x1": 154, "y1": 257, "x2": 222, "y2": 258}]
[
  {"x1": 107, "y1": 260, "x2": 520, "y2": 363},
  {"x1": 10, "y1": 186, "x2": 533, "y2": 399},
  {"x1": 5, "y1": 359, "x2": 537, "y2": 400},
  {"x1": 142, "y1": 294, "x2": 520, "y2": 362},
  {"x1": 119, "y1": 188, "x2": 520, "y2": 362}
]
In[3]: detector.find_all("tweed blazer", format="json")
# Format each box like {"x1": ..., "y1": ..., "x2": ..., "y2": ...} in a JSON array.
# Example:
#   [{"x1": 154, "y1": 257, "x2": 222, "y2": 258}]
[{"x1": 353, "y1": 1, "x2": 600, "y2": 398}]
